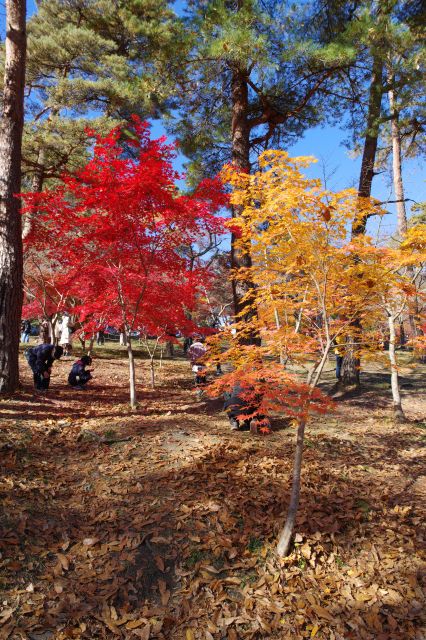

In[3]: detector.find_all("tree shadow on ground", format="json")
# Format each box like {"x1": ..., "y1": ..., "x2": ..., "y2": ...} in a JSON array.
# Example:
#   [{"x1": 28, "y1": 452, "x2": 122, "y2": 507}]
[{"x1": 1, "y1": 410, "x2": 424, "y2": 637}]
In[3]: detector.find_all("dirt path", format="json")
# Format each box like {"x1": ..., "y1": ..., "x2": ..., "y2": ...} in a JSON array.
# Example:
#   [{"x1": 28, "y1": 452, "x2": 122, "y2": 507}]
[{"x1": 0, "y1": 350, "x2": 425, "y2": 640}]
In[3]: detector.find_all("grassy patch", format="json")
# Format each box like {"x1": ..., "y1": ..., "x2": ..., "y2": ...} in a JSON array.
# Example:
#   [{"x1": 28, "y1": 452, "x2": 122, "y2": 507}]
[
  {"x1": 355, "y1": 498, "x2": 371, "y2": 513},
  {"x1": 247, "y1": 536, "x2": 263, "y2": 554}
]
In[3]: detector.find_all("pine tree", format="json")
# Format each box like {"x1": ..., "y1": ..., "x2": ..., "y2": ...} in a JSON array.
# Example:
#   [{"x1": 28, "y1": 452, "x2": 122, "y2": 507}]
[
  {"x1": 312, "y1": 0, "x2": 425, "y2": 385},
  {"x1": 21, "y1": 0, "x2": 178, "y2": 195},
  {"x1": 0, "y1": 0, "x2": 26, "y2": 393},
  {"x1": 169, "y1": 0, "x2": 341, "y2": 327}
]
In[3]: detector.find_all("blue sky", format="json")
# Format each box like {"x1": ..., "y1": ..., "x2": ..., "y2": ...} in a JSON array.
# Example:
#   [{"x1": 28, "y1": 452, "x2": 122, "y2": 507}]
[{"x1": 15, "y1": 1, "x2": 426, "y2": 237}]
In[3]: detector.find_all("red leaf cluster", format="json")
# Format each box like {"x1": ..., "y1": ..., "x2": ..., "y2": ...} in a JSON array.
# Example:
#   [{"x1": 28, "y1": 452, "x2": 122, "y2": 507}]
[{"x1": 22, "y1": 119, "x2": 227, "y2": 335}]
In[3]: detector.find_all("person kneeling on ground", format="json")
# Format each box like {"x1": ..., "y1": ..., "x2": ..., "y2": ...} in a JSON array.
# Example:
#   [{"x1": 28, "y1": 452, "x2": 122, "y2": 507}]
[
  {"x1": 68, "y1": 355, "x2": 93, "y2": 390},
  {"x1": 223, "y1": 382, "x2": 267, "y2": 431},
  {"x1": 25, "y1": 344, "x2": 63, "y2": 391},
  {"x1": 223, "y1": 383, "x2": 270, "y2": 433}
]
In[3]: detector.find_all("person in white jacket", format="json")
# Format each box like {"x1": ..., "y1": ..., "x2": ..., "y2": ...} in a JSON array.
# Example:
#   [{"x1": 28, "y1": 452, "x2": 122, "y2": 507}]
[{"x1": 59, "y1": 313, "x2": 73, "y2": 356}]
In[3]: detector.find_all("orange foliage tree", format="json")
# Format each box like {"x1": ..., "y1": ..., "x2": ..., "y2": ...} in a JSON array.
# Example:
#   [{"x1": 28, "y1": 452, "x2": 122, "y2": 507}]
[{"x1": 207, "y1": 150, "x2": 425, "y2": 556}]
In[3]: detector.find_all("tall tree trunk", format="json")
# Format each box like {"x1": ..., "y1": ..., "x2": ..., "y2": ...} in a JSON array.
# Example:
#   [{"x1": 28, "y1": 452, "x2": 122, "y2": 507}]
[
  {"x1": 342, "y1": 55, "x2": 383, "y2": 387},
  {"x1": 231, "y1": 63, "x2": 251, "y2": 316},
  {"x1": 0, "y1": 0, "x2": 26, "y2": 393},
  {"x1": 388, "y1": 82, "x2": 407, "y2": 236},
  {"x1": 387, "y1": 312, "x2": 406, "y2": 422},
  {"x1": 352, "y1": 55, "x2": 383, "y2": 236},
  {"x1": 388, "y1": 70, "x2": 421, "y2": 345},
  {"x1": 230, "y1": 63, "x2": 259, "y2": 345}
]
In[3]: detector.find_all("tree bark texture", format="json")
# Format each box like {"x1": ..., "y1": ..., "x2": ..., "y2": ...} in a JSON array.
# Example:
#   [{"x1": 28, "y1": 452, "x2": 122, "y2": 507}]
[
  {"x1": 342, "y1": 56, "x2": 383, "y2": 386},
  {"x1": 387, "y1": 73, "x2": 422, "y2": 347},
  {"x1": 388, "y1": 81, "x2": 408, "y2": 236},
  {"x1": 231, "y1": 64, "x2": 251, "y2": 315},
  {"x1": 230, "y1": 64, "x2": 259, "y2": 344},
  {"x1": 0, "y1": 0, "x2": 26, "y2": 393},
  {"x1": 276, "y1": 417, "x2": 306, "y2": 557},
  {"x1": 352, "y1": 55, "x2": 383, "y2": 236},
  {"x1": 340, "y1": 331, "x2": 360, "y2": 388}
]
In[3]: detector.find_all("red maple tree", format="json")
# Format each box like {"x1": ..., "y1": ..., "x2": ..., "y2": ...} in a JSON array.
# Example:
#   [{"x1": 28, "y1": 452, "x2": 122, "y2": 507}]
[{"x1": 22, "y1": 118, "x2": 227, "y2": 405}]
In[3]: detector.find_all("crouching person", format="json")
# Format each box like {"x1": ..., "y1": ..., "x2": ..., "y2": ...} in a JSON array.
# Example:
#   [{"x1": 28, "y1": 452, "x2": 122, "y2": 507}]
[
  {"x1": 25, "y1": 344, "x2": 63, "y2": 392},
  {"x1": 224, "y1": 382, "x2": 269, "y2": 432},
  {"x1": 68, "y1": 355, "x2": 93, "y2": 390}
]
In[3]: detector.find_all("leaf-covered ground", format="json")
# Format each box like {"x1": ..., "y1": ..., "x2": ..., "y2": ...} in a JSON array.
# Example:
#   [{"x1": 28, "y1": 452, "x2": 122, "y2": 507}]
[{"x1": 1, "y1": 345, "x2": 425, "y2": 640}]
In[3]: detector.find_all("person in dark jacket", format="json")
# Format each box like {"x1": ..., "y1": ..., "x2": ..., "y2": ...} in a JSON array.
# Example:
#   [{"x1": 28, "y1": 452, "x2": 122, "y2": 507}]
[
  {"x1": 25, "y1": 344, "x2": 63, "y2": 391},
  {"x1": 68, "y1": 355, "x2": 93, "y2": 390},
  {"x1": 223, "y1": 382, "x2": 263, "y2": 431}
]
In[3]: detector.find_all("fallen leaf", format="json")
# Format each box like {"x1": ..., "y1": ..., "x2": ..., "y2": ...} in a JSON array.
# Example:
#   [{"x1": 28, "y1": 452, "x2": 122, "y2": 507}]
[
  {"x1": 311, "y1": 605, "x2": 333, "y2": 621},
  {"x1": 126, "y1": 619, "x2": 148, "y2": 630},
  {"x1": 83, "y1": 538, "x2": 99, "y2": 546},
  {"x1": 56, "y1": 553, "x2": 69, "y2": 571},
  {"x1": 0, "y1": 607, "x2": 13, "y2": 625},
  {"x1": 300, "y1": 543, "x2": 311, "y2": 560},
  {"x1": 53, "y1": 582, "x2": 63, "y2": 594},
  {"x1": 132, "y1": 625, "x2": 150, "y2": 639}
]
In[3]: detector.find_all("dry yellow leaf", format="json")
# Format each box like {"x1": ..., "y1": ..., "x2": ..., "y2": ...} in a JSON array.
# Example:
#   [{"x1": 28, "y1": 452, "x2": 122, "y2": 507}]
[
  {"x1": 186, "y1": 629, "x2": 195, "y2": 640},
  {"x1": 300, "y1": 543, "x2": 311, "y2": 559},
  {"x1": 56, "y1": 553, "x2": 69, "y2": 571},
  {"x1": 311, "y1": 624, "x2": 320, "y2": 637},
  {"x1": 126, "y1": 618, "x2": 147, "y2": 630}
]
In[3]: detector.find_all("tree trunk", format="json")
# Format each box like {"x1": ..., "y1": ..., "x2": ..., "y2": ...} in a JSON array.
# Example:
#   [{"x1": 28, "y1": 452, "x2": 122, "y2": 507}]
[
  {"x1": 126, "y1": 333, "x2": 137, "y2": 408},
  {"x1": 0, "y1": 0, "x2": 27, "y2": 393},
  {"x1": 277, "y1": 416, "x2": 306, "y2": 557},
  {"x1": 388, "y1": 70, "x2": 421, "y2": 349},
  {"x1": 87, "y1": 334, "x2": 95, "y2": 355},
  {"x1": 22, "y1": 147, "x2": 45, "y2": 239},
  {"x1": 352, "y1": 55, "x2": 383, "y2": 236},
  {"x1": 388, "y1": 79, "x2": 407, "y2": 236},
  {"x1": 164, "y1": 340, "x2": 174, "y2": 358},
  {"x1": 150, "y1": 358, "x2": 155, "y2": 388},
  {"x1": 230, "y1": 63, "x2": 259, "y2": 344},
  {"x1": 342, "y1": 56, "x2": 383, "y2": 387},
  {"x1": 277, "y1": 346, "x2": 331, "y2": 557},
  {"x1": 387, "y1": 313, "x2": 406, "y2": 422},
  {"x1": 340, "y1": 332, "x2": 360, "y2": 387}
]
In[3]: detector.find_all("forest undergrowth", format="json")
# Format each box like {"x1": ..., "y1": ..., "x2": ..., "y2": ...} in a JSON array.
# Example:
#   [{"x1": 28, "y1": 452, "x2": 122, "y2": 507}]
[{"x1": 0, "y1": 349, "x2": 425, "y2": 640}]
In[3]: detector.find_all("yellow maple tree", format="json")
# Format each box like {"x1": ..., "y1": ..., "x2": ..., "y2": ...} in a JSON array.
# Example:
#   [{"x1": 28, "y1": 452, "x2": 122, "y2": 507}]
[{"x1": 206, "y1": 150, "x2": 426, "y2": 556}]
